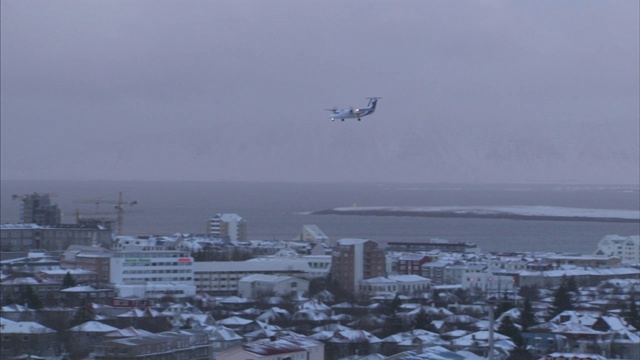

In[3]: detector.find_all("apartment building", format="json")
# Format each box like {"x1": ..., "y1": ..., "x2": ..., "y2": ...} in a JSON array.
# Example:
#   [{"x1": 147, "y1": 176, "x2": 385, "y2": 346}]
[
  {"x1": 207, "y1": 213, "x2": 247, "y2": 242},
  {"x1": 330, "y1": 238, "x2": 386, "y2": 295},
  {"x1": 594, "y1": 235, "x2": 640, "y2": 263},
  {"x1": 397, "y1": 253, "x2": 435, "y2": 275}
]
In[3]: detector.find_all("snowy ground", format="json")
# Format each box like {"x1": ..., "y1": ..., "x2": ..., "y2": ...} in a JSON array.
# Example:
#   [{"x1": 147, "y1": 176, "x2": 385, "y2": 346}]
[{"x1": 317, "y1": 206, "x2": 640, "y2": 222}]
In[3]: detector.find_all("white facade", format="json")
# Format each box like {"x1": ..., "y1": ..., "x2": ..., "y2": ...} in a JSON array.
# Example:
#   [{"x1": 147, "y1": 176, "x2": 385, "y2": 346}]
[
  {"x1": 237, "y1": 274, "x2": 309, "y2": 299},
  {"x1": 207, "y1": 213, "x2": 246, "y2": 242},
  {"x1": 594, "y1": 235, "x2": 640, "y2": 263},
  {"x1": 359, "y1": 274, "x2": 431, "y2": 296},
  {"x1": 193, "y1": 256, "x2": 330, "y2": 295},
  {"x1": 110, "y1": 250, "x2": 196, "y2": 299},
  {"x1": 296, "y1": 225, "x2": 329, "y2": 243},
  {"x1": 337, "y1": 238, "x2": 366, "y2": 291}
]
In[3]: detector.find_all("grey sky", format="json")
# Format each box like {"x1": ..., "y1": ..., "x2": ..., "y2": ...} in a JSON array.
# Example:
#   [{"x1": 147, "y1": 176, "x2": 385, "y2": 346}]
[{"x1": 2, "y1": 0, "x2": 638, "y2": 184}]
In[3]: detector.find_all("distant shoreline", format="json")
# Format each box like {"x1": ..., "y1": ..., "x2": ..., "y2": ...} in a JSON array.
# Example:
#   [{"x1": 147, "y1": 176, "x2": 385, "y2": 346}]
[{"x1": 312, "y1": 209, "x2": 640, "y2": 223}]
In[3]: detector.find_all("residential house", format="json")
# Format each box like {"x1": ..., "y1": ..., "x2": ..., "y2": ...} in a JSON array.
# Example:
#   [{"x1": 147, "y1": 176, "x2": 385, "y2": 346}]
[
  {"x1": 216, "y1": 332, "x2": 324, "y2": 360},
  {"x1": 92, "y1": 329, "x2": 211, "y2": 359},
  {"x1": 0, "y1": 321, "x2": 57, "y2": 358}
]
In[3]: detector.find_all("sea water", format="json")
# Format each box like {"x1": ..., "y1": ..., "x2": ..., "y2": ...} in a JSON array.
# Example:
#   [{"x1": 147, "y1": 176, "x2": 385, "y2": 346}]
[{"x1": 1, "y1": 180, "x2": 638, "y2": 254}]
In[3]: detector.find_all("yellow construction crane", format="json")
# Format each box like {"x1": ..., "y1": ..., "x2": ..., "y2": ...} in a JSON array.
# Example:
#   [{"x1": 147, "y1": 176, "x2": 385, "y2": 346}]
[{"x1": 73, "y1": 192, "x2": 139, "y2": 235}]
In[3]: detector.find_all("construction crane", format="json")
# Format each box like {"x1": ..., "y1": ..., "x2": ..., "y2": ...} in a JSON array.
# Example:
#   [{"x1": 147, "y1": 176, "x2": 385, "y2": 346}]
[{"x1": 73, "y1": 192, "x2": 139, "y2": 235}]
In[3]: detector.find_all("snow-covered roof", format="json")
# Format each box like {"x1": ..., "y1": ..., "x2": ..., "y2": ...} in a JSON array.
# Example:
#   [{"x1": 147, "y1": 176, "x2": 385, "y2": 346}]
[
  {"x1": 451, "y1": 331, "x2": 511, "y2": 346},
  {"x1": 60, "y1": 285, "x2": 99, "y2": 292},
  {"x1": 297, "y1": 299, "x2": 331, "y2": 312},
  {"x1": 1, "y1": 277, "x2": 58, "y2": 285},
  {"x1": 337, "y1": 238, "x2": 370, "y2": 246},
  {"x1": 0, "y1": 224, "x2": 42, "y2": 230},
  {"x1": 389, "y1": 274, "x2": 430, "y2": 282},
  {"x1": 551, "y1": 323, "x2": 605, "y2": 335},
  {"x1": 520, "y1": 267, "x2": 640, "y2": 278},
  {"x1": 301, "y1": 225, "x2": 329, "y2": 240},
  {"x1": 218, "y1": 296, "x2": 253, "y2": 304},
  {"x1": 0, "y1": 321, "x2": 55, "y2": 334},
  {"x1": 1, "y1": 304, "x2": 34, "y2": 312},
  {"x1": 382, "y1": 329, "x2": 443, "y2": 344},
  {"x1": 256, "y1": 308, "x2": 291, "y2": 322},
  {"x1": 242, "y1": 338, "x2": 305, "y2": 356},
  {"x1": 39, "y1": 268, "x2": 95, "y2": 275},
  {"x1": 68, "y1": 321, "x2": 118, "y2": 332},
  {"x1": 0, "y1": 317, "x2": 16, "y2": 325},
  {"x1": 545, "y1": 353, "x2": 607, "y2": 360},
  {"x1": 386, "y1": 347, "x2": 465, "y2": 360},
  {"x1": 103, "y1": 326, "x2": 154, "y2": 338},
  {"x1": 239, "y1": 274, "x2": 295, "y2": 283},
  {"x1": 311, "y1": 329, "x2": 381, "y2": 343},
  {"x1": 211, "y1": 213, "x2": 245, "y2": 222},
  {"x1": 598, "y1": 315, "x2": 631, "y2": 331},
  {"x1": 217, "y1": 316, "x2": 253, "y2": 326},
  {"x1": 202, "y1": 325, "x2": 243, "y2": 341},
  {"x1": 116, "y1": 308, "x2": 162, "y2": 318}
]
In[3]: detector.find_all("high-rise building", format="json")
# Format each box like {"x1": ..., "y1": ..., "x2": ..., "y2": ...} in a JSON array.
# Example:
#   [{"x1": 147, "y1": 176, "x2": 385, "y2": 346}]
[
  {"x1": 206, "y1": 213, "x2": 247, "y2": 242},
  {"x1": 330, "y1": 238, "x2": 386, "y2": 295},
  {"x1": 14, "y1": 193, "x2": 61, "y2": 226}
]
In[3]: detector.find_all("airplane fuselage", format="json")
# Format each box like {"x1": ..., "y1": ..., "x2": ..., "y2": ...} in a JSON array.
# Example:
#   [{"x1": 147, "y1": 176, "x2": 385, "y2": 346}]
[
  {"x1": 330, "y1": 109, "x2": 372, "y2": 119},
  {"x1": 327, "y1": 97, "x2": 380, "y2": 121}
]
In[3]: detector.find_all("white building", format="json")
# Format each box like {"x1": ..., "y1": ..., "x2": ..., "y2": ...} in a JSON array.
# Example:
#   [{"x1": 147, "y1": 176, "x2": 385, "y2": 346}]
[
  {"x1": 207, "y1": 213, "x2": 247, "y2": 242},
  {"x1": 237, "y1": 274, "x2": 309, "y2": 299},
  {"x1": 594, "y1": 235, "x2": 640, "y2": 264},
  {"x1": 295, "y1": 225, "x2": 329, "y2": 243},
  {"x1": 110, "y1": 249, "x2": 196, "y2": 299},
  {"x1": 193, "y1": 255, "x2": 330, "y2": 295},
  {"x1": 359, "y1": 274, "x2": 431, "y2": 296}
]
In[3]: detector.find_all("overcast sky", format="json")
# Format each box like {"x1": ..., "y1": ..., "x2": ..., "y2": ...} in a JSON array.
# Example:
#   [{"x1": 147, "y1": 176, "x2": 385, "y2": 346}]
[{"x1": 2, "y1": 0, "x2": 638, "y2": 184}]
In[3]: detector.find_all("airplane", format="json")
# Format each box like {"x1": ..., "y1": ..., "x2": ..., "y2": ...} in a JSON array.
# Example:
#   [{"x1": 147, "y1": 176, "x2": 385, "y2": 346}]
[{"x1": 325, "y1": 97, "x2": 381, "y2": 122}]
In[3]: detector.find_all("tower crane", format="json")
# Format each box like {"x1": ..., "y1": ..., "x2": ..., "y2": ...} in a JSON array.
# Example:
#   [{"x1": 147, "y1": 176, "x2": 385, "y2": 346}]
[{"x1": 73, "y1": 192, "x2": 139, "y2": 235}]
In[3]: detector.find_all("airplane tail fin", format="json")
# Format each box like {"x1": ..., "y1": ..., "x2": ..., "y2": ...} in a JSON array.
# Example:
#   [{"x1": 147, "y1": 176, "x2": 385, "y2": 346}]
[{"x1": 366, "y1": 97, "x2": 380, "y2": 110}]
